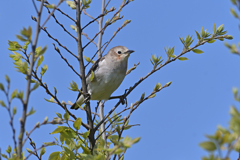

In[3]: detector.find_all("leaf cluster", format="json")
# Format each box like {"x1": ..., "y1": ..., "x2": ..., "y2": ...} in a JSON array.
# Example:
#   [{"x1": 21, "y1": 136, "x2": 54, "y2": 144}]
[{"x1": 200, "y1": 88, "x2": 240, "y2": 160}]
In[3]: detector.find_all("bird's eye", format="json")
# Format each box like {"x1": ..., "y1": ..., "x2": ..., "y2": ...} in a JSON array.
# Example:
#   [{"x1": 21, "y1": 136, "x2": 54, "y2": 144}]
[{"x1": 117, "y1": 51, "x2": 122, "y2": 54}]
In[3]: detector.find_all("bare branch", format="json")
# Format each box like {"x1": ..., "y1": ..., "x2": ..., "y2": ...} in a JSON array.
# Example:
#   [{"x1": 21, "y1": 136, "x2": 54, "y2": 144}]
[
  {"x1": 45, "y1": 7, "x2": 78, "y2": 41},
  {"x1": 41, "y1": 0, "x2": 63, "y2": 28},
  {"x1": 82, "y1": 32, "x2": 97, "y2": 47},
  {"x1": 76, "y1": 0, "x2": 95, "y2": 149},
  {"x1": 82, "y1": 6, "x2": 115, "y2": 31},
  {"x1": 104, "y1": 0, "x2": 112, "y2": 10},
  {"x1": 85, "y1": 42, "x2": 108, "y2": 68},
  {"x1": 52, "y1": 43, "x2": 81, "y2": 78},
  {"x1": 2, "y1": 81, "x2": 17, "y2": 152},
  {"x1": 23, "y1": 118, "x2": 64, "y2": 145},
  {"x1": 45, "y1": 0, "x2": 76, "y2": 22},
  {"x1": 83, "y1": 9, "x2": 99, "y2": 23},
  {"x1": 18, "y1": 0, "x2": 44, "y2": 157},
  {"x1": 40, "y1": 27, "x2": 78, "y2": 59}
]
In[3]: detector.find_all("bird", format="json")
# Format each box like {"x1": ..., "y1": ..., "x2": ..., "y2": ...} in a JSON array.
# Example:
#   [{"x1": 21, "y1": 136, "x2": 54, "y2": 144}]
[{"x1": 71, "y1": 46, "x2": 134, "y2": 110}]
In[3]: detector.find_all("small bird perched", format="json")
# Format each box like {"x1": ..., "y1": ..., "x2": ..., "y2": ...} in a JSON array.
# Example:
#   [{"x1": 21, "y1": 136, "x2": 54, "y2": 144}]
[{"x1": 71, "y1": 46, "x2": 134, "y2": 110}]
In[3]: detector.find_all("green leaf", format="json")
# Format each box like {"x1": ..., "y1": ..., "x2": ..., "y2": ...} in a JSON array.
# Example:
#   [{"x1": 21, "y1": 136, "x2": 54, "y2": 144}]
[
  {"x1": 16, "y1": 35, "x2": 27, "y2": 42},
  {"x1": 1, "y1": 154, "x2": 8, "y2": 158},
  {"x1": 82, "y1": 145, "x2": 91, "y2": 154},
  {"x1": 5, "y1": 75, "x2": 10, "y2": 83},
  {"x1": 213, "y1": 23, "x2": 216, "y2": 34},
  {"x1": 70, "y1": 24, "x2": 77, "y2": 31},
  {"x1": 140, "y1": 92, "x2": 145, "y2": 101},
  {"x1": 27, "y1": 107, "x2": 36, "y2": 116},
  {"x1": 84, "y1": 55, "x2": 94, "y2": 64},
  {"x1": 8, "y1": 41, "x2": 22, "y2": 51},
  {"x1": 50, "y1": 126, "x2": 68, "y2": 134},
  {"x1": 83, "y1": 130, "x2": 90, "y2": 139},
  {"x1": 0, "y1": 100, "x2": 6, "y2": 107},
  {"x1": 149, "y1": 94, "x2": 156, "y2": 98},
  {"x1": 31, "y1": 82, "x2": 39, "y2": 91},
  {"x1": 11, "y1": 89, "x2": 18, "y2": 100},
  {"x1": 200, "y1": 27, "x2": 204, "y2": 37},
  {"x1": 208, "y1": 39, "x2": 216, "y2": 43},
  {"x1": 55, "y1": 112, "x2": 62, "y2": 119},
  {"x1": 199, "y1": 141, "x2": 216, "y2": 151},
  {"x1": 66, "y1": 1, "x2": 76, "y2": 9},
  {"x1": 26, "y1": 148, "x2": 35, "y2": 155},
  {"x1": 36, "y1": 55, "x2": 44, "y2": 69},
  {"x1": 195, "y1": 31, "x2": 201, "y2": 40},
  {"x1": 225, "y1": 35, "x2": 233, "y2": 40},
  {"x1": 90, "y1": 70, "x2": 95, "y2": 82},
  {"x1": 0, "y1": 83, "x2": 4, "y2": 91},
  {"x1": 231, "y1": 8, "x2": 239, "y2": 18},
  {"x1": 217, "y1": 24, "x2": 224, "y2": 33},
  {"x1": 178, "y1": 57, "x2": 188, "y2": 61},
  {"x1": 39, "y1": 46, "x2": 47, "y2": 55},
  {"x1": 17, "y1": 91, "x2": 24, "y2": 100},
  {"x1": 40, "y1": 147, "x2": 46, "y2": 157},
  {"x1": 230, "y1": 106, "x2": 240, "y2": 117},
  {"x1": 35, "y1": 46, "x2": 41, "y2": 55},
  {"x1": 40, "y1": 65, "x2": 48, "y2": 77},
  {"x1": 73, "y1": 118, "x2": 81, "y2": 130},
  {"x1": 12, "y1": 106, "x2": 17, "y2": 115},
  {"x1": 63, "y1": 146, "x2": 75, "y2": 159},
  {"x1": 154, "y1": 82, "x2": 162, "y2": 91},
  {"x1": 69, "y1": 81, "x2": 79, "y2": 91},
  {"x1": 48, "y1": 151, "x2": 60, "y2": 160},
  {"x1": 6, "y1": 145, "x2": 11, "y2": 154},
  {"x1": 166, "y1": 81, "x2": 172, "y2": 87},
  {"x1": 192, "y1": 49, "x2": 204, "y2": 54},
  {"x1": 64, "y1": 112, "x2": 69, "y2": 121},
  {"x1": 54, "y1": 87, "x2": 57, "y2": 96}
]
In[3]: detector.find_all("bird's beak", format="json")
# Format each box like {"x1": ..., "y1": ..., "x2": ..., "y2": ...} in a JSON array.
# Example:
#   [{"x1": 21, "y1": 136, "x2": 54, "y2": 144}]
[{"x1": 126, "y1": 50, "x2": 135, "y2": 54}]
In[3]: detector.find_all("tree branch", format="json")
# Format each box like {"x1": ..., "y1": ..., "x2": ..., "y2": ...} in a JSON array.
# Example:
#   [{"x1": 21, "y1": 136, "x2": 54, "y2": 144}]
[
  {"x1": 76, "y1": 0, "x2": 95, "y2": 150},
  {"x1": 18, "y1": 0, "x2": 44, "y2": 157}
]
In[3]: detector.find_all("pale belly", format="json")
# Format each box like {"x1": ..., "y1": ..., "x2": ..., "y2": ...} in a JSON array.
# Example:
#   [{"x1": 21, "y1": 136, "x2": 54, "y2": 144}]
[{"x1": 87, "y1": 72, "x2": 125, "y2": 100}]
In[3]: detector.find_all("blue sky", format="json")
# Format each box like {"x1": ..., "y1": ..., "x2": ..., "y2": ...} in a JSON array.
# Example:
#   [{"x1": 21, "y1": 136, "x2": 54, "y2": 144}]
[{"x1": 0, "y1": 0, "x2": 240, "y2": 159}]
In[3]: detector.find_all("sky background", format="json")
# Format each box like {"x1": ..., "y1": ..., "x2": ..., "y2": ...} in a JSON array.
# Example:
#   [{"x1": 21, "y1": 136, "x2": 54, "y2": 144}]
[{"x1": 0, "y1": 0, "x2": 240, "y2": 159}]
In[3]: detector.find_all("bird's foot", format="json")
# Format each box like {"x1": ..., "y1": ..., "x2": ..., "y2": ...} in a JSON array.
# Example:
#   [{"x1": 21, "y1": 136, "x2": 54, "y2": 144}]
[
  {"x1": 109, "y1": 89, "x2": 128, "y2": 107},
  {"x1": 82, "y1": 93, "x2": 91, "y2": 104}
]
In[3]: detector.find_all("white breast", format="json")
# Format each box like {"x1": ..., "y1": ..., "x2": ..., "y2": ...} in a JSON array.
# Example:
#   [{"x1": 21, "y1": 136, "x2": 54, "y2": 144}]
[{"x1": 87, "y1": 58, "x2": 127, "y2": 100}]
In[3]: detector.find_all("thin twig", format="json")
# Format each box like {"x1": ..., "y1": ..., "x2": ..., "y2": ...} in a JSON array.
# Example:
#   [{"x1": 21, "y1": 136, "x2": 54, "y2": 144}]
[
  {"x1": 41, "y1": 27, "x2": 78, "y2": 59},
  {"x1": 82, "y1": 7, "x2": 115, "y2": 30},
  {"x1": 102, "y1": 22, "x2": 127, "y2": 54},
  {"x1": 3, "y1": 81, "x2": 17, "y2": 152},
  {"x1": 82, "y1": 32, "x2": 97, "y2": 46},
  {"x1": 32, "y1": 0, "x2": 38, "y2": 13},
  {"x1": 41, "y1": 0, "x2": 63, "y2": 28},
  {"x1": 25, "y1": 141, "x2": 55, "y2": 160},
  {"x1": 23, "y1": 118, "x2": 64, "y2": 145},
  {"x1": 45, "y1": 0, "x2": 76, "y2": 22},
  {"x1": 52, "y1": 43, "x2": 81, "y2": 78},
  {"x1": 85, "y1": 42, "x2": 108, "y2": 68},
  {"x1": 96, "y1": 116, "x2": 120, "y2": 141},
  {"x1": 104, "y1": 0, "x2": 112, "y2": 10},
  {"x1": 45, "y1": 7, "x2": 78, "y2": 41},
  {"x1": 83, "y1": 9, "x2": 99, "y2": 23}
]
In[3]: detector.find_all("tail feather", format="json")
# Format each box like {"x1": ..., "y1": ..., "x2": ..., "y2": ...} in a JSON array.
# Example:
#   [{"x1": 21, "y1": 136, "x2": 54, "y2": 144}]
[{"x1": 70, "y1": 95, "x2": 84, "y2": 110}]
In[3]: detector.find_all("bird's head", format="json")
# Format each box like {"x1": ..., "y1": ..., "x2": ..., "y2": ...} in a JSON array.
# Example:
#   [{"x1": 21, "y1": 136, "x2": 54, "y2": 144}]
[{"x1": 108, "y1": 46, "x2": 134, "y2": 61}]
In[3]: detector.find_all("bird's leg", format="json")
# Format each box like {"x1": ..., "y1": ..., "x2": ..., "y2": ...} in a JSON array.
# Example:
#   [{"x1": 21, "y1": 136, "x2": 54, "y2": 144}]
[
  {"x1": 82, "y1": 93, "x2": 91, "y2": 104},
  {"x1": 109, "y1": 89, "x2": 128, "y2": 107}
]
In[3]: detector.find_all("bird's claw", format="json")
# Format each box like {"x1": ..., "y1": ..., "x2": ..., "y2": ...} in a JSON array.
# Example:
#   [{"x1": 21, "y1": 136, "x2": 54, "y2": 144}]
[{"x1": 82, "y1": 93, "x2": 91, "y2": 104}]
